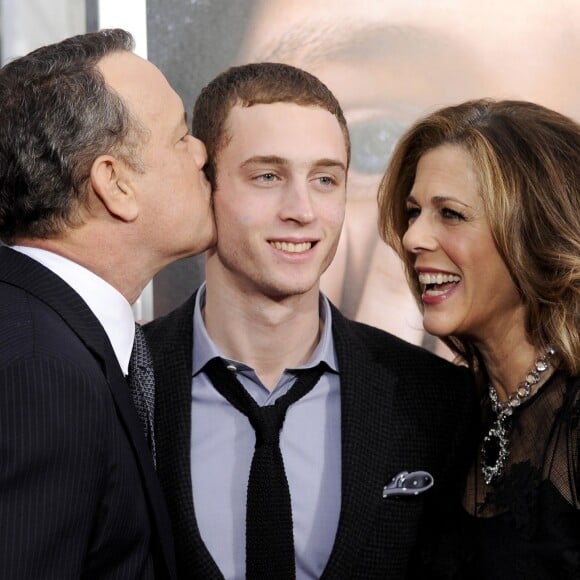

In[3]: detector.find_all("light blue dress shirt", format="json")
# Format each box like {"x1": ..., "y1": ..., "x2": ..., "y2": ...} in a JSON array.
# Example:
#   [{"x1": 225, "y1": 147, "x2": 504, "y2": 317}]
[{"x1": 191, "y1": 283, "x2": 342, "y2": 580}]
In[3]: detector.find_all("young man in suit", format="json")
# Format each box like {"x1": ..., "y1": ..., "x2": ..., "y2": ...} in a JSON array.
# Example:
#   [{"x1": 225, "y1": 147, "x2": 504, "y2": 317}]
[
  {"x1": 145, "y1": 63, "x2": 477, "y2": 579},
  {"x1": 0, "y1": 29, "x2": 214, "y2": 578}
]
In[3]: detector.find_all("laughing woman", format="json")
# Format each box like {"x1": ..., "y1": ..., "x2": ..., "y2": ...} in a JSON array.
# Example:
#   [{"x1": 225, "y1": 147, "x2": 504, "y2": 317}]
[{"x1": 378, "y1": 99, "x2": 579, "y2": 579}]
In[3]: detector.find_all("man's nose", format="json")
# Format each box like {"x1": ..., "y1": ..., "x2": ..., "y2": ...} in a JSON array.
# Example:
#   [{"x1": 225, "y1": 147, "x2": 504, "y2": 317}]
[{"x1": 279, "y1": 181, "x2": 315, "y2": 224}]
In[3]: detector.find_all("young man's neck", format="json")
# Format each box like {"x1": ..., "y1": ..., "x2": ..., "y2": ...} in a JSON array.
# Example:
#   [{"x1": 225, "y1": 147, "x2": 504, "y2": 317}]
[{"x1": 204, "y1": 279, "x2": 323, "y2": 391}]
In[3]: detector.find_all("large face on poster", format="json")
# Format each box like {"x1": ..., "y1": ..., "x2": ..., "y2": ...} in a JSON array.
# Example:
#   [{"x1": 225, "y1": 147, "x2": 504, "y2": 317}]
[{"x1": 148, "y1": 0, "x2": 580, "y2": 353}]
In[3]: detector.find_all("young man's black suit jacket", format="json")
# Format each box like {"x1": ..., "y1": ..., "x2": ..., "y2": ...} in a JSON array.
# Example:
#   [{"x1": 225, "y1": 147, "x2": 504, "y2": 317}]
[
  {"x1": 0, "y1": 246, "x2": 176, "y2": 579},
  {"x1": 145, "y1": 289, "x2": 478, "y2": 579}
]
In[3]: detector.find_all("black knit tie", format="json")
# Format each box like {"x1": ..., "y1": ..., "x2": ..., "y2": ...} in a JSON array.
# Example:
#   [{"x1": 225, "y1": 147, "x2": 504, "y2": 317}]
[
  {"x1": 203, "y1": 357, "x2": 326, "y2": 580},
  {"x1": 128, "y1": 323, "x2": 156, "y2": 466}
]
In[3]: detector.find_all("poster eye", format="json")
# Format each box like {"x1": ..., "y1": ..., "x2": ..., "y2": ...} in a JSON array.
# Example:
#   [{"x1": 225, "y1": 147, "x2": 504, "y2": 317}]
[{"x1": 349, "y1": 117, "x2": 408, "y2": 175}]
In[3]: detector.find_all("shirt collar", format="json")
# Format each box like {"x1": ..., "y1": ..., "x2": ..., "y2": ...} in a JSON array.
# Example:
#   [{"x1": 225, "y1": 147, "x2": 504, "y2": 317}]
[
  {"x1": 192, "y1": 282, "x2": 338, "y2": 376},
  {"x1": 12, "y1": 246, "x2": 135, "y2": 374}
]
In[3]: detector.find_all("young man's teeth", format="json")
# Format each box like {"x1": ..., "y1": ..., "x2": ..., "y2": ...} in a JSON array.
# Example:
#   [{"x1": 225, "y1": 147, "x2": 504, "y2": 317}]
[
  {"x1": 418, "y1": 273, "x2": 461, "y2": 285},
  {"x1": 271, "y1": 241, "x2": 312, "y2": 253}
]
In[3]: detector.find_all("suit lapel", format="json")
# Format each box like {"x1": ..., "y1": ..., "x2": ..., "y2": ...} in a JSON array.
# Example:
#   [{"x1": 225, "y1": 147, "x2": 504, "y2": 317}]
[
  {"x1": 146, "y1": 292, "x2": 224, "y2": 579},
  {"x1": 321, "y1": 307, "x2": 402, "y2": 579},
  {"x1": 0, "y1": 247, "x2": 111, "y2": 358},
  {"x1": 0, "y1": 247, "x2": 176, "y2": 578}
]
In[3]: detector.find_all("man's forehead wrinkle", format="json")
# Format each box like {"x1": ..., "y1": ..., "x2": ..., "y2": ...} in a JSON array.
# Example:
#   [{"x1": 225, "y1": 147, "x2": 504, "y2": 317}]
[{"x1": 250, "y1": 22, "x2": 457, "y2": 65}]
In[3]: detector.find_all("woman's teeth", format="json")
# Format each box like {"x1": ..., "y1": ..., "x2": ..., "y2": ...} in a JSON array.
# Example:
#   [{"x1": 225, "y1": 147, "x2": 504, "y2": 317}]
[
  {"x1": 418, "y1": 273, "x2": 461, "y2": 285},
  {"x1": 418, "y1": 273, "x2": 461, "y2": 296}
]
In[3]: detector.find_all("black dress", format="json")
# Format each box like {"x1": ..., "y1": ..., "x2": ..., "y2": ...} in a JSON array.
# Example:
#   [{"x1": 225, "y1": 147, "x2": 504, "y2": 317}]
[{"x1": 457, "y1": 372, "x2": 580, "y2": 579}]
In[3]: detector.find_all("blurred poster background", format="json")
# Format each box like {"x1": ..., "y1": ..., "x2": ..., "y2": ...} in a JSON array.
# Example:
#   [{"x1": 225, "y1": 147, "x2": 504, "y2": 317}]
[
  {"x1": 148, "y1": 0, "x2": 579, "y2": 355},
  {"x1": 3, "y1": 0, "x2": 579, "y2": 354}
]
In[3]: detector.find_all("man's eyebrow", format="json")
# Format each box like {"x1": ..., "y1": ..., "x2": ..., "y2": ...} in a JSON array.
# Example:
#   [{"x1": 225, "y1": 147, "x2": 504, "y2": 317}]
[
  {"x1": 255, "y1": 23, "x2": 457, "y2": 66},
  {"x1": 314, "y1": 158, "x2": 347, "y2": 172},
  {"x1": 173, "y1": 111, "x2": 189, "y2": 136},
  {"x1": 240, "y1": 156, "x2": 346, "y2": 172},
  {"x1": 240, "y1": 155, "x2": 288, "y2": 168}
]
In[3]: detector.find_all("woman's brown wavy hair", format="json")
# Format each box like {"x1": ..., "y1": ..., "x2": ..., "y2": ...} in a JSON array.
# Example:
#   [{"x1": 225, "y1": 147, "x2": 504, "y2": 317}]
[{"x1": 379, "y1": 99, "x2": 580, "y2": 376}]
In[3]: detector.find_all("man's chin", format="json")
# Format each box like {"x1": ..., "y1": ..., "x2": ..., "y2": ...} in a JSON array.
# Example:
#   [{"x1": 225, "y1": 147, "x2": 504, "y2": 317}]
[{"x1": 261, "y1": 279, "x2": 321, "y2": 302}]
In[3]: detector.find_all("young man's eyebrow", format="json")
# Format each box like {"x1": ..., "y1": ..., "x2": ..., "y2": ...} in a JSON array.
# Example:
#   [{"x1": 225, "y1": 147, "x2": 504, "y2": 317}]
[
  {"x1": 240, "y1": 155, "x2": 288, "y2": 168},
  {"x1": 240, "y1": 156, "x2": 346, "y2": 173},
  {"x1": 315, "y1": 158, "x2": 347, "y2": 172}
]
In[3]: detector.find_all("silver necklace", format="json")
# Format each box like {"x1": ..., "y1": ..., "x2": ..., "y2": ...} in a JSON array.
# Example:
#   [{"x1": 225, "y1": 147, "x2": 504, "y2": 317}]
[{"x1": 480, "y1": 346, "x2": 555, "y2": 485}]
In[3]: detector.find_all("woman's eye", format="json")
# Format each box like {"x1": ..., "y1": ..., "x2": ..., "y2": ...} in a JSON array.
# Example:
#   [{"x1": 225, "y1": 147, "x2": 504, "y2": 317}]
[
  {"x1": 441, "y1": 208, "x2": 466, "y2": 220},
  {"x1": 405, "y1": 206, "x2": 420, "y2": 221}
]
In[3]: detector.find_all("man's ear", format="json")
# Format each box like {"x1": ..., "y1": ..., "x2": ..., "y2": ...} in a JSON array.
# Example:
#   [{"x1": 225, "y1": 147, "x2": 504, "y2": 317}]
[{"x1": 90, "y1": 154, "x2": 139, "y2": 222}]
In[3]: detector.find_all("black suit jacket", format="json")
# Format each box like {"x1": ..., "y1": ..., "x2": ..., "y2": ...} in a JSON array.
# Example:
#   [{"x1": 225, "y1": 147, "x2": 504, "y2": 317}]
[
  {"x1": 145, "y1": 290, "x2": 478, "y2": 579},
  {"x1": 0, "y1": 246, "x2": 176, "y2": 579}
]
